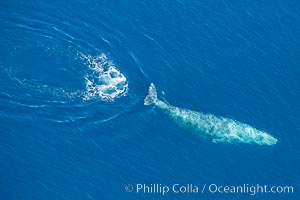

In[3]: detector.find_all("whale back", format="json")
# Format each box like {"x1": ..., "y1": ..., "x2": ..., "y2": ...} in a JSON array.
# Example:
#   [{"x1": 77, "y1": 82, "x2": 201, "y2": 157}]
[{"x1": 164, "y1": 105, "x2": 278, "y2": 145}]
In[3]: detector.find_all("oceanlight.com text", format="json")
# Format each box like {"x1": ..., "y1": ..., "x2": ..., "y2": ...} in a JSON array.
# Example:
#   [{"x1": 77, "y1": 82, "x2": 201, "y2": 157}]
[{"x1": 207, "y1": 183, "x2": 294, "y2": 195}]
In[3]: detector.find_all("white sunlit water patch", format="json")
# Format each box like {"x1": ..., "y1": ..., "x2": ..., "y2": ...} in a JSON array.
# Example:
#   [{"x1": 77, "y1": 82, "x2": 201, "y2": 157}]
[{"x1": 80, "y1": 53, "x2": 128, "y2": 101}]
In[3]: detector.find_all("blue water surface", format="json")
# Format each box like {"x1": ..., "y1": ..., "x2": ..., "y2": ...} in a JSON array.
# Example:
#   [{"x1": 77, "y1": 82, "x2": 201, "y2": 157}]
[{"x1": 0, "y1": 0, "x2": 299, "y2": 199}]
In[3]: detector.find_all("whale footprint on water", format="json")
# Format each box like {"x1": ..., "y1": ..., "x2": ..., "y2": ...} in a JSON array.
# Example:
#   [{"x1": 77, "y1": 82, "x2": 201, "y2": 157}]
[
  {"x1": 144, "y1": 83, "x2": 278, "y2": 145},
  {"x1": 80, "y1": 53, "x2": 128, "y2": 101}
]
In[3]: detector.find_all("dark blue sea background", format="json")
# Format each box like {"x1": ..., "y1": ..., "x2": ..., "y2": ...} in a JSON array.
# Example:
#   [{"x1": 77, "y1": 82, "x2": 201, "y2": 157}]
[{"x1": 0, "y1": 0, "x2": 299, "y2": 199}]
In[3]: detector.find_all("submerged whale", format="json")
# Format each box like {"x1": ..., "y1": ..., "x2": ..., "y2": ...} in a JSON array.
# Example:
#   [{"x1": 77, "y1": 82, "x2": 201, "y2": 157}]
[{"x1": 144, "y1": 83, "x2": 277, "y2": 145}]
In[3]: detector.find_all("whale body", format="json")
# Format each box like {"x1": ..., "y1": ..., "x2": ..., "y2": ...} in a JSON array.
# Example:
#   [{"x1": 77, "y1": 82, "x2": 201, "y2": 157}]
[{"x1": 144, "y1": 83, "x2": 277, "y2": 145}]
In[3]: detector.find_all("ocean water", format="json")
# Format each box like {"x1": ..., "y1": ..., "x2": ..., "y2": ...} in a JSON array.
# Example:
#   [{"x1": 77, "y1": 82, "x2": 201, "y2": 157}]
[{"x1": 0, "y1": 0, "x2": 299, "y2": 199}]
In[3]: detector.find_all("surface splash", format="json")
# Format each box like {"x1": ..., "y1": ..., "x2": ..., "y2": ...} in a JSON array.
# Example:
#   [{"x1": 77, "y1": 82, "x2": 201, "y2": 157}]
[{"x1": 80, "y1": 53, "x2": 128, "y2": 101}]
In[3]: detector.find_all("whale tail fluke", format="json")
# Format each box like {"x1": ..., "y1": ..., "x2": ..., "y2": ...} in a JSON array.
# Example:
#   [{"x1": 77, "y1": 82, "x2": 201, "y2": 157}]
[{"x1": 144, "y1": 83, "x2": 157, "y2": 105}]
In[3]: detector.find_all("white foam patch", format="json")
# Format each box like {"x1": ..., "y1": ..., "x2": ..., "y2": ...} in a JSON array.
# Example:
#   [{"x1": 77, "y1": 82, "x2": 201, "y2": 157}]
[{"x1": 80, "y1": 53, "x2": 128, "y2": 101}]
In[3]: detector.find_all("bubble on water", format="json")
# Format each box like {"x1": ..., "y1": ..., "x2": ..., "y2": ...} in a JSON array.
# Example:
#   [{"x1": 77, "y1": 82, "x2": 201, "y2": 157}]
[{"x1": 80, "y1": 53, "x2": 128, "y2": 101}]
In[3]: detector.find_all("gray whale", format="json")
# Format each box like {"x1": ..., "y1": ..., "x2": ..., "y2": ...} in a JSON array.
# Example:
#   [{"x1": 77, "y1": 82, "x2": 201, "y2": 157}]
[{"x1": 144, "y1": 83, "x2": 277, "y2": 145}]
